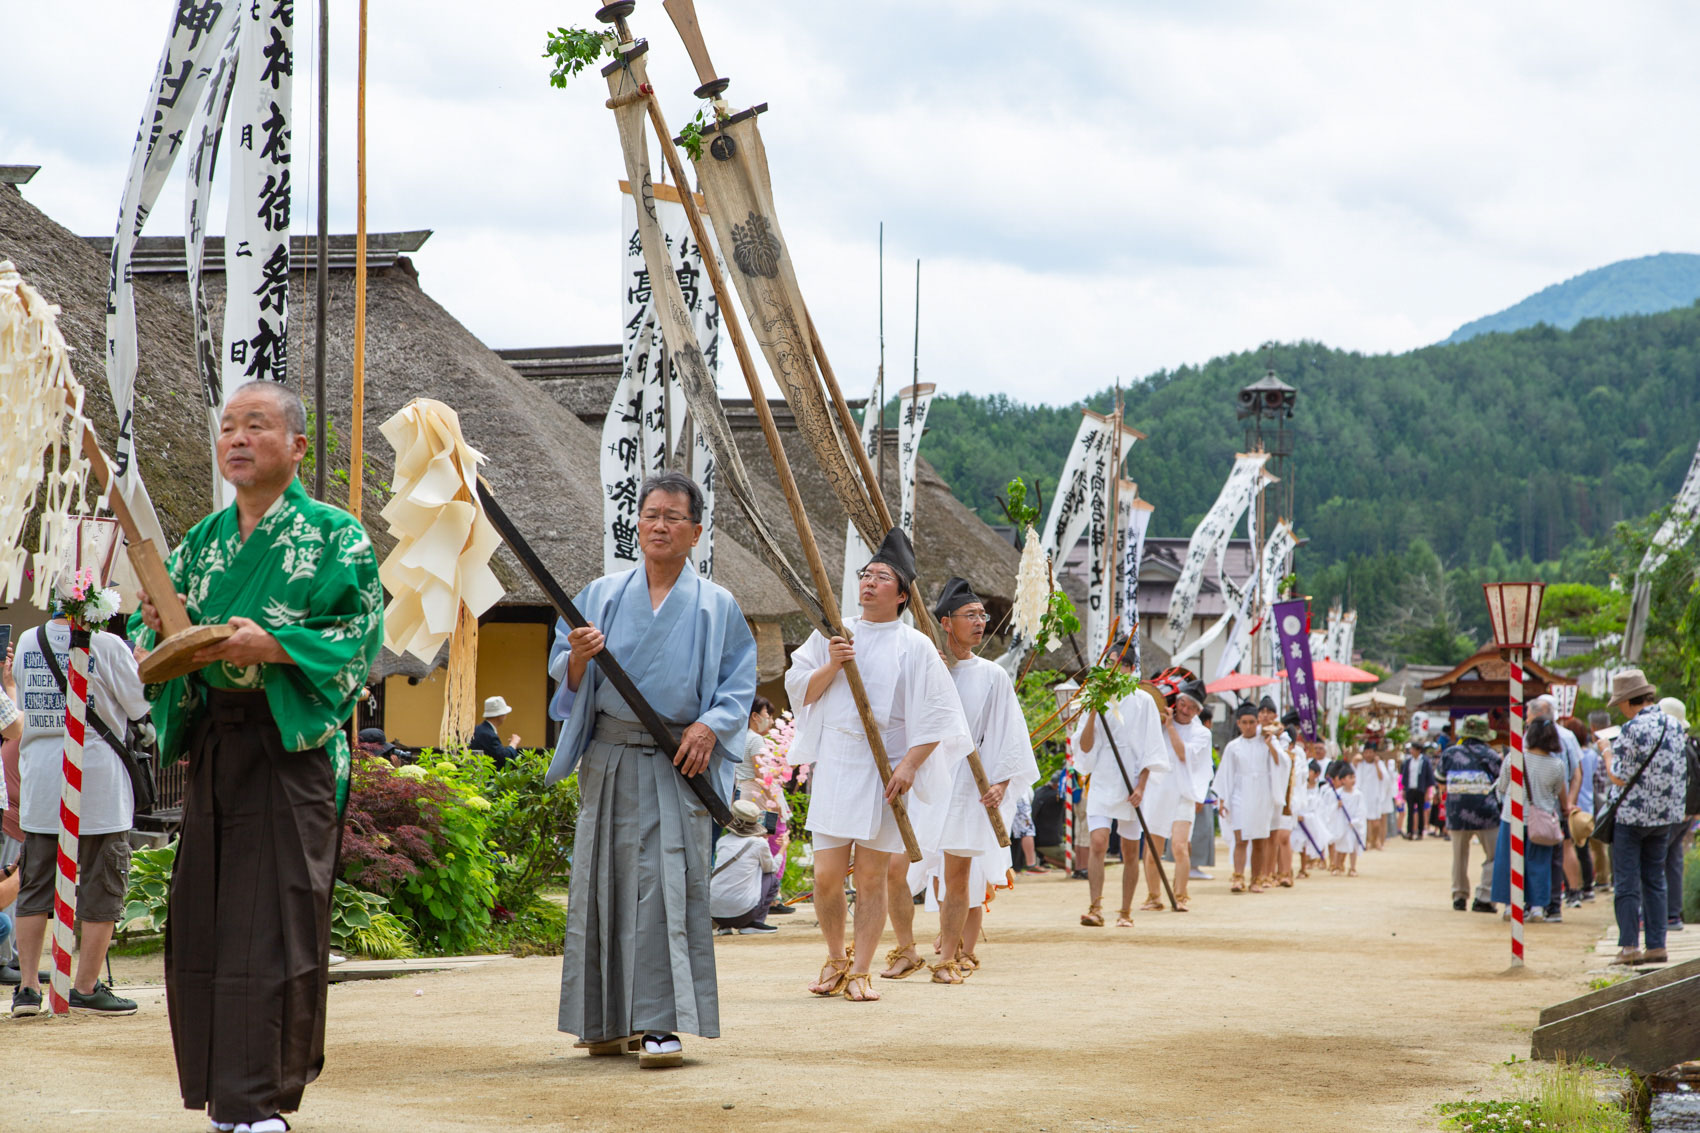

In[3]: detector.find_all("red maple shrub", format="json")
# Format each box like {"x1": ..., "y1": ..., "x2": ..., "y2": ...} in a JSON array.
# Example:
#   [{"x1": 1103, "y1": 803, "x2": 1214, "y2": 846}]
[{"x1": 339, "y1": 761, "x2": 450, "y2": 894}]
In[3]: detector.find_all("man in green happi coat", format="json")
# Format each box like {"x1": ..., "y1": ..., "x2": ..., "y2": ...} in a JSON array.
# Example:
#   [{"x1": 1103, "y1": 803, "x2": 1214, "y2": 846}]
[{"x1": 131, "y1": 381, "x2": 382, "y2": 1133}]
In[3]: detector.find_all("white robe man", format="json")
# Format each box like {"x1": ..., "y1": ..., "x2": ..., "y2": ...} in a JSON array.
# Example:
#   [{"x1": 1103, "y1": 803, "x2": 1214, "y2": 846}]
[
  {"x1": 1073, "y1": 641, "x2": 1170, "y2": 928},
  {"x1": 1133, "y1": 674, "x2": 1213, "y2": 912},
  {"x1": 1258, "y1": 698, "x2": 1298, "y2": 889},
  {"x1": 784, "y1": 529, "x2": 972, "y2": 1004},
  {"x1": 1214, "y1": 702, "x2": 1278, "y2": 893},
  {"x1": 883, "y1": 578, "x2": 1038, "y2": 982}
]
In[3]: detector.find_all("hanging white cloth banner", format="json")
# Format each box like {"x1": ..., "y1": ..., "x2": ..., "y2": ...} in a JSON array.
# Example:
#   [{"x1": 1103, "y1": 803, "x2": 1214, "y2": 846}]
[
  {"x1": 1624, "y1": 437, "x2": 1700, "y2": 661},
  {"x1": 605, "y1": 188, "x2": 720, "y2": 578},
  {"x1": 1082, "y1": 416, "x2": 1144, "y2": 661},
  {"x1": 185, "y1": 16, "x2": 242, "y2": 449},
  {"x1": 1120, "y1": 489, "x2": 1153, "y2": 665},
  {"x1": 894, "y1": 383, "x2": 935, "y2": 540},
  {"x1": 104, "y1": 0, "x2": 236, "y2": 534},
  {"x1": 216, "y1": 0, "x2": 294, "y2": 508},
  {"x1": 840, "y1": 376, "x2": 882, "y2": 618},
  {"x1": 1198, "y1": 505, "x2": 1266, "y2": 678},
  {"x1": 1161, "y1": 453, "x2": 1272, "y2": 656},
  {"x1": 1259, "y1": 521, "x2": 1297, "y2": 608}
]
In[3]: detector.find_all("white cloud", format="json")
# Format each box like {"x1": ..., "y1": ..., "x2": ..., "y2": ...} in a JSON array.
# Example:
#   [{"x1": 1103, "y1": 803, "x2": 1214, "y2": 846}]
[{"x1": 5, "y1": 0, "x2": 1699, "y2": 407}]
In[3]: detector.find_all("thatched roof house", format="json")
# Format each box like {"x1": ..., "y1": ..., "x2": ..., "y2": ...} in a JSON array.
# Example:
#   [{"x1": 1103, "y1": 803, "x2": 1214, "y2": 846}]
[
  {"x1": 501, "y1": 345, "x2": 1022, "y2": 631},
  {"x1": 1, "y1": 178, "x2": 802, "y2": 746}
]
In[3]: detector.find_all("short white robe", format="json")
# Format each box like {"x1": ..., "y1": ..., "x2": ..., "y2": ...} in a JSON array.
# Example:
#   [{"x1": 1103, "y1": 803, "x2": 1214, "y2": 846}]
[
  {"x1": 908, "y1": 655, "x2": 1040, "y2": 902},
  {"x1": 1141, "y1": 716, "x2": 1213, "y2": 830},
  {"x1": 1074, "y1": 688, "x2": 1170, "y2": 834},
  {"x1": 1270, "y1": 738, "x2": 1297, "y2": 831},
  {"x1": 785, "y1": 617, "x2": 972, "y2": 845},
  {"x1": 1293, "y1": 783, "x2": 1332, "y2": 857},
  {"x1": 1214, "y1": 734, "x2": 1280, "y2": 840},
  {"x1": 1320, "y1": 782, "x2": 1366, "y2": 851}
]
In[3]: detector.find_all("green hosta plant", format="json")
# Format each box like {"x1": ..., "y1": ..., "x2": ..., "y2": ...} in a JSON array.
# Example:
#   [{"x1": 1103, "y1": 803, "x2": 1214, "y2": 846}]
[
  {"x1": 120, "y1": 840, "x2": 176, "y2": 933},
  {"x1": 331, "y1": 881, "x2": 416, "y2": 960}
]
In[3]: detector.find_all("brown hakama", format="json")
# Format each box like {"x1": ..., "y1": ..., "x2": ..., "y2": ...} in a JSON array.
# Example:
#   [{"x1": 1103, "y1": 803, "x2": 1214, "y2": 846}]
[{"x1": 165, "y1": 689, "x2": 340, "y2": 1125}]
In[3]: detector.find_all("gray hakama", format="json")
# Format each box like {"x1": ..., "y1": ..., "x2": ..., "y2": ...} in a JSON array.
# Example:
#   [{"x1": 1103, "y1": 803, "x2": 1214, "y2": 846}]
[
  {"x1": 546, "y1": 562, "x2": 757, "y2": 1045},
  {"x1": 558, "y1": 711, "x2": 718, "y2": 1041}
]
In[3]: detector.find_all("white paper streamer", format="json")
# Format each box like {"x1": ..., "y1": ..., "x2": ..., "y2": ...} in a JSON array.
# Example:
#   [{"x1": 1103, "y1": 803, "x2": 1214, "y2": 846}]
[
  {"x1": 895, "y1": 382, "x2": 934, "y2": 540},
  {"x1": 839, "y1": 373, "x2": 883, "y2": 617}
]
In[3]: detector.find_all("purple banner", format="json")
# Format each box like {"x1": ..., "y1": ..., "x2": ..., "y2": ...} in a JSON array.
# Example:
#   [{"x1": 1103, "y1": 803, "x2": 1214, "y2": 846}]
[{"x1": 1274, "y1": 597, "x2": 1320, "y2": 741}]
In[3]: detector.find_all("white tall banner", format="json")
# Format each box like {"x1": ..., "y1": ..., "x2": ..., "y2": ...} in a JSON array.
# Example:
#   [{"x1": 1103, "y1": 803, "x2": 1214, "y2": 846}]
[
  {"x1": 104, "y1": 1, "x2": 235, "y2": 532},
  {"x1": 1121, "y1": 491, "x2": 1153, "y2": 645},
  {"x1": 840, "y1": 376, "x2": 883, "y2": 617},
  {"x1": 217, "y1": 0, "x2": 294, "y2": 507},
  {"x1": 1259, "y1": 521, "x2": 1297, "y2": 606},
  {"x1": 186, "y1": 17, "x2": 242, "y2": 434},
  {"x1": 1624, "y1": 437, "x2": 1700, "y2": 660},
  {"x1": 604, "y1": 191, "x2": 720, "y2": 578},
  {"x1": 1037, "y1": 413, "x2": 1113, "y2": 565},
  {"x1": 1162, "y1": 454, "x2": 1271, "y2": 655},
  {"x1": 895, "y1": 383, "x2": 934, "y2": 540}
]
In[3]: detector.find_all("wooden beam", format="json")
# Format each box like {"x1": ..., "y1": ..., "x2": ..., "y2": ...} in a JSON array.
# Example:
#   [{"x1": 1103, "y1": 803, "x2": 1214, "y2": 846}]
[
  {"x1": 1537, "y1": 956, "x2": 1700, "y2": 1027},
  {"x1": 619, "y1": 179, "x2": 708, "y2": 212},
  {"x1": 1530, "y1": 965, "x2": 1700, "y2": 1072}
]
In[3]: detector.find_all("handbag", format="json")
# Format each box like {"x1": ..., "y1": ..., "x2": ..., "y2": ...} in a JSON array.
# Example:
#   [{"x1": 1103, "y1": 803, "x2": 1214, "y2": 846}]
[
  {"x1": 1594, "y1": 716, "x2": 1668, "y2": 845},
  {"x1": 1527, "y1": 805, "x2": 1563, "y2": 847},
  {"x1": 37, "y1": 627, "x2": 156, "y2": 815}
]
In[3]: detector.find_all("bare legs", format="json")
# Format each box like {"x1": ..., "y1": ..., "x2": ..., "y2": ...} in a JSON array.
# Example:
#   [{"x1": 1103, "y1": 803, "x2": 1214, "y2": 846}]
[
  {"x1": 936, "y1": 854, "x2": 971, "y2": 967},
  {"x1": 1087, "y1": 827, "x2": 1111, "y2": 910},
  {"x1": 1167, "y1": 821, "x2": 1193, "y2": 901},
  {"x1": 14, "y1": 913, "x2": 114, "y2": 995}
]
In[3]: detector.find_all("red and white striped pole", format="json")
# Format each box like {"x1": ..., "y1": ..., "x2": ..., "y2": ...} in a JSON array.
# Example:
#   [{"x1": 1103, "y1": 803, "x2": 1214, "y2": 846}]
[
  {"x1": 1507, "y1": 649, "x2": 1526, "y2": 967},
  {"x1": 49, "y1": 628, "x2": 92, "y2": 1014},
  {"x1": 1062, "y1": 743, "x2": 1076, "y2": 875}
]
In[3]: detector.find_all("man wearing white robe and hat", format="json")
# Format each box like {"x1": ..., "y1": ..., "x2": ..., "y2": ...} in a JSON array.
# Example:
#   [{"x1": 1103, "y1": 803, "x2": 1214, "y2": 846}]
[
  {"x1": 1073, "y1": 639, "x2": 1170, "y2": 929},
  {"x1": 881, "y1": 577, "x2": 1039, "y2": 983},
  {"x1": 784, "y1": 530, "x2": 973, "y2": 1003}
]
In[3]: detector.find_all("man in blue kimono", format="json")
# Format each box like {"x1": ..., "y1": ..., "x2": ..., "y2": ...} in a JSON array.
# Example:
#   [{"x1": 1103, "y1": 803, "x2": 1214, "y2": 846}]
[{"x1": 547, "y1": 471, "x2": 757, "y2": 1069}]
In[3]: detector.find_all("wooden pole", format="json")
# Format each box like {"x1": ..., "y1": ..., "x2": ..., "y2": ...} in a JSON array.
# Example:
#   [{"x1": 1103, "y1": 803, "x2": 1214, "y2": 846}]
[
  {"x1": 877, "y1": 222, "x2": 885, "y2": 493},
  {"x1": 348, "y1": 0, "x2": 368, "y2": 518},
  {"x1": 1093, "y1": 710, "x2": 1178, "y2": 911},
  {"x1": 312, "y1": 0, "x2": 330, "y2": 500},
  {"x1": 614, "y1": 21, "x2": 921, "y2": 859}
]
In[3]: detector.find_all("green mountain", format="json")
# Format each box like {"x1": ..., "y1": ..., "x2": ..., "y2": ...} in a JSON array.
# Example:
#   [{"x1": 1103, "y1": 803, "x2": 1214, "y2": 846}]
[
  {"x1": 1443, "y1": 252, "x2": 1700, "y2": 344},
  {"x1": 914, "y1": 302, "x2": 1700, "y2": 579}
]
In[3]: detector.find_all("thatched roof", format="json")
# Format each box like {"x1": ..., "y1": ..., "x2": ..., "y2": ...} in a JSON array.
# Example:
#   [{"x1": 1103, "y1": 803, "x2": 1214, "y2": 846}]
[
  {"x1": 511, "y1": 346, "x2": 1021, "y2": 633},
  {"x1": 0, "y1": 182, "x2": 799, "y2": 677}
]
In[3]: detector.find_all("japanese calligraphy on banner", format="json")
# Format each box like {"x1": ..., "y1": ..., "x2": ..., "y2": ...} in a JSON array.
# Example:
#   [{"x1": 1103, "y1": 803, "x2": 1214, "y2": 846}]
[
  {"x1": 186, "y1": 17, "x2": 242, "y2": 473},
  {"x1": 1624, "y1": 437, "x2": 1700, "y2": 660},
  {"x1": 1274, "y1": 598, "x2": 1320, "y2": 741},
  {"x1": 1037, "y1": 413, "x2": 1112, "y2": 565},
  {"x1": 1259, "y1": 521, "x2": 1297, "y2": 606},
  {"x1": 217, "y1": 0, "x2": 294, "y2": 508},
  {"x1": 840, "y1": 376, "x2": 883, "y2": 617},
  {"x1": 1161, "y1": 453, "x2": 1272, "y2": 655},
  {"x1": 895, "y1": 383, "x2": 934, "y2": 540},
  {"x1": 104, "y1": 0, "x2": 236, "y2": 529},
  {"x1": 603, "y1": 187, "x2": 721, "y2": 578},
  {"x1": 1121, "y1": 489, "x2": 1153, "y2": 642}
]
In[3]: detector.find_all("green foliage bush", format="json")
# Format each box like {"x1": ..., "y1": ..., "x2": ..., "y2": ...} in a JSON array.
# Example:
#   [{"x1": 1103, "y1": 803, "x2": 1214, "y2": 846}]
[
  {"x1": 120, "y1": 840, "x2": 176, "y2": 933},
  {"x1": 331, "y1": 881, "x2": 416, "y2": 959},
  {"x1": 1685, "y1": 845, "x2": 1699, "y2": 925}
]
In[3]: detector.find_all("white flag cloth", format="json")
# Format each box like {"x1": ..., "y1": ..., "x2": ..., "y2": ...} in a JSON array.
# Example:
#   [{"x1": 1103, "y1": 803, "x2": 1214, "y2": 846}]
[
  {"x1": 215, "y1": 0, "x2": 294, "y2": 509},
  {"x1": 603, "y1": 190, "x2": 721, "y2": 578},
  {"x1": 1624, "y1": 438, "x2": 1700, "y2": 660},
  {"x1": 840, "y1": 375, "x2": 883, "y2": 618},
  {"x1": 1161, "y1": 454, "x2": 1271, "y2": 656},
  {"x1": 895, "y1": 383, "x2": 935, "y2": 539}
]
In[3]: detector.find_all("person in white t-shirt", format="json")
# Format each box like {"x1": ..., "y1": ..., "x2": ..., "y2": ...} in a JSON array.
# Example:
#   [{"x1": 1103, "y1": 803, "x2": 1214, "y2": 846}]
[
  {"x1": 9, "y1": 617, "x2": 149, "y2": 1017},
  {"x1": 709, "y1": 800, "x2": 779, "y2": 935}
]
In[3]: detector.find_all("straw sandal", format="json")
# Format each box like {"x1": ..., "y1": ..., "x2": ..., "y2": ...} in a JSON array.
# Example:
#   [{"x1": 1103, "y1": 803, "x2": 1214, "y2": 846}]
[
  {"x1": 1347, "y1": 867, "x2": 1358, "y2": 877},
  {"x1": 809, "y1": 955, "x2": 853, "y2": 996},
  {"x1": 843, "y1": 972, "x2": 880, "y2": 1001},
  {"x1": 576, "y1": 1034, "x2": 639, "y2": 1056},
  {"x1": 1296, "y1": 867, "x2": 1310, "y2": 879},
  {"x1": 1174, "y1": 893, "x2": 1191, "y2": 912},
  {"x1": 1140, "y1": 897, "x2": 1164, "y2": 912},
  {"x1": 1113, "y1": 907, "x2": 1134, "y2": 928},
  {"x1": 1080, "y1": 900, "x2": 1105, "y2": 927},
  {"x1": 929, "y1": 960, "x2": 964, "y2": 985},
  {"x1": 1277, "y1": 873, "x2": 1294, "y2": 888},
  {"x1": 880, "y1": 946, "x2": 927, "y2": 980},
  {"x1": 1247, "y1": 877, "x2": 1266, "y2": 893},
  {"x1": 955, "y1": 951, "x2": 979, "y2": 972},
  {"x1": 1230, "y1": 873, "x2": 1246, "y2": 893}
]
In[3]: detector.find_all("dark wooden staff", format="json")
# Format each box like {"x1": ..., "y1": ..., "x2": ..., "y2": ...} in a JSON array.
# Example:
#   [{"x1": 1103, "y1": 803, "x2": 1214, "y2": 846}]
[
  {"x1": 476, "y1": 475, "x2": 733, "y2": 828},
  {"x1": 1085, "y1": 708, "x2": 1178, "y2": 910}
]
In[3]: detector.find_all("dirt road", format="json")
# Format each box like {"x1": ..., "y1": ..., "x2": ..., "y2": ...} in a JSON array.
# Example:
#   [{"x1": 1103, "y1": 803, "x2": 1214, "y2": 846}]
[{"x1": 6, "y1": 835, "x2": 1612, "y2": 1132}]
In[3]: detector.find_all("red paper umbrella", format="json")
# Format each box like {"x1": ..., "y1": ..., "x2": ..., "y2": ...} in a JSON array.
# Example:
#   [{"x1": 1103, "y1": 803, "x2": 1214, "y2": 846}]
[
  {"x1": 1204, "y1": 671, "x2": 1280, "y2": 694},
  {"x1": 1275, "y1": 659, "x2": 1381, "y2": 684}
]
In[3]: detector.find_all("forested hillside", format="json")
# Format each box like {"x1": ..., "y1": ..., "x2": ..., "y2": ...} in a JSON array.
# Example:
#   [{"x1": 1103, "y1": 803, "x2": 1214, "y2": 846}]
[
  {"x1": 914, "y1": 302, "x2": 1700, "y2": 574},
  {"x1": 1444, "y1": 252, "x2": 1700, "y2": 344}
]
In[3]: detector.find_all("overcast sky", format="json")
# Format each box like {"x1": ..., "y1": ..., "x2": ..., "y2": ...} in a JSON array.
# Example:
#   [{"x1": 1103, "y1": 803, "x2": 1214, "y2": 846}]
[{"x1": 6, "y1": 1, "x2": 1697, "y2": 406}]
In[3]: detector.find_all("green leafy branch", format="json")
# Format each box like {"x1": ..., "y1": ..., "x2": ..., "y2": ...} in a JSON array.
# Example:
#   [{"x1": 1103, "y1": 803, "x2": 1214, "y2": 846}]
[
  {"x1": 996, "y1": 477, "x2": 1043, "y2": 540},
  {"x1": 678, "y1": 107, "x2": 711, "y2": 161},
  {"x1": 1075, "y1": 664, "x2": 1141, "y2": 721},
  {"x1": 543, "y1": 26, "x2": 615, "y2": 88},
  {"x1": 1030, "y1": 588, "x2": 1079, "y2": 658}
]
